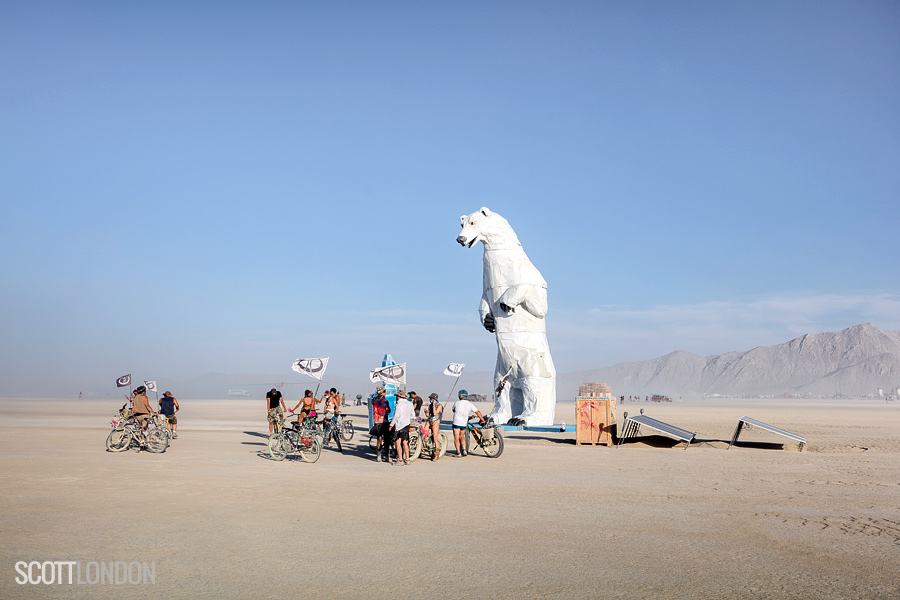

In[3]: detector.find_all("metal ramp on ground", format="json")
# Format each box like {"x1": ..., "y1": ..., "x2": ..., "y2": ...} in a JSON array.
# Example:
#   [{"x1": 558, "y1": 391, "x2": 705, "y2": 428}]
[
  {"x1": 728, "y1": 416, "x2": 806, "y2": 451},
  {"x1": 616, "y1": 414, "x2": 696, "y2": 449}
]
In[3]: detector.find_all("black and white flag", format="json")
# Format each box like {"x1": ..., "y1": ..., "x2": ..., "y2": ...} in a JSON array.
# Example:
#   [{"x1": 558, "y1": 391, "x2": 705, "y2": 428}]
[
  {"x1": 370, "y1": 363, "x2": 406, "y2": 386},
  {"x1": 144, "y1": 380, "x2": 157, "y2": 392},
  {"x1": 291, "y1": 357, "x2": 329, "y2": 381},
  {"x1": 444, "y1": 363, "x2": 466, "y2": 377},
  {"x1": 116, "y1": 374, "x2": 132, "y2": 388}
]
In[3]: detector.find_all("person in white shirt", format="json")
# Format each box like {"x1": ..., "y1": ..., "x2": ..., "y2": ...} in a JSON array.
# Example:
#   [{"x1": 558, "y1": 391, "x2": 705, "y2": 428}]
[
  {"x1": 452, "y1": 391, "x2": 484, "y2": 457},
  {"x1": 390, "y1": 390, "x2": 415, "y2": 465}
]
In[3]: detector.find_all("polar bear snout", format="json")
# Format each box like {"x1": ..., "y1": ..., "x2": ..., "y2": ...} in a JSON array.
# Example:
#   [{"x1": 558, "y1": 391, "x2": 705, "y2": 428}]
[{"x1": 456, "y1": 234, "x2": 475, "y2": 248}]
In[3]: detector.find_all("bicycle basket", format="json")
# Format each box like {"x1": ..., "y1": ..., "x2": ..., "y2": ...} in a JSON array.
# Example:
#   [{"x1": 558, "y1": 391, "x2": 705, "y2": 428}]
[{"x1": 481, "y1": 426, "x2": 495, "y2": 442}]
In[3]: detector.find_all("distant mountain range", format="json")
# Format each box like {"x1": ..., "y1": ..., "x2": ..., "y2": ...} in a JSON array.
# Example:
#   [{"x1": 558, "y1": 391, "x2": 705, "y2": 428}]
[
  {"x1": 28, "y1": 324, "x2": 900, "y2": 400},
  {"x1": 559, "y1": 323, "x2": 900, "y2": 398}
]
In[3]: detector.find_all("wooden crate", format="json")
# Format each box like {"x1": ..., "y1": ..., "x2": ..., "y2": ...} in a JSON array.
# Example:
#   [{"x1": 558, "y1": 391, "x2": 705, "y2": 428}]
[{"x1": 575, "y1": 395, "x2": 617, "y2": 446}]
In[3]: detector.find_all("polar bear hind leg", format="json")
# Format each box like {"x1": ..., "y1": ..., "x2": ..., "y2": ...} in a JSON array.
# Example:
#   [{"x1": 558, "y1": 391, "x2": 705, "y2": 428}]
[
  {"x1": 488, "y1": 361, "x2": 513, "y2": 425},
  {"x1": 507, "y1": 377, "x2": 556, "y2": 427}
]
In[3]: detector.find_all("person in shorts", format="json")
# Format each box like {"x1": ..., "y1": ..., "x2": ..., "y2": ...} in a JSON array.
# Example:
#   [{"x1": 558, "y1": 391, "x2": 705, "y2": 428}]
[
  {"x1": 452, "y1": 390, "x2": 484, "y2": 457},
  {"x1": 426, "y1": 393, "x2": 443, "y2": 461},
  {"x1": 158, "y1": 391, "x2": 180, "y2": 438},
  {"x1": 390, "y1": 390, "x2": 414, "y2": 465},
  {"x1": 266, "y1": 388, "x2": 286, "y2": 435}
]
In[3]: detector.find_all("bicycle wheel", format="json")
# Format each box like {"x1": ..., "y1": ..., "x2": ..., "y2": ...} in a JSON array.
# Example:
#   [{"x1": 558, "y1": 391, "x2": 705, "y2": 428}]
[
  {"x1": 481, "y1": 428, "x2": 504, "y2": 458},
  {"x1": 368, "y1": 435, "x2": 378, "y2": 450},
  {"x1": 298, "y1": 436, "x2": 322, "y2": 463},
  {"x1": 438, "y1": 432, "x2": 449, "y2": 457},
  {"x1": 106, "y1": 428, "x2": 132, "y2": 452},
  {"x1": 408, "y1": 429, "x2": 422, "y2": 461},
  {"x1": 268, "y1": 433, "x2": 289, "y2": 461},
  {"x1": 340, "y1": 420, "x2": 354, "y2": 441},
  {"x1": 146, "y1": 428, "x2": 169, "y2": 453}
]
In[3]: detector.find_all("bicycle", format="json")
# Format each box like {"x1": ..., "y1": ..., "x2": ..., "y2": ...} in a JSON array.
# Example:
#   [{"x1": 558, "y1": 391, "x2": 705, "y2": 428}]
[
  {"x1": 409, "y1": 417, "x2": 448, "y2": 461},
  {"x1": 106, "y1": 413, "x2": 169, "y2": 453},
  {"x1": 464, "y1": 417, "x2": 504, "y2": 458},
  {"x1": 268, "y1": 416, "x2": 322, "y2": 463},
  {"x1": 338, "y1": 413, "x2": 354, "y2": 441},
  {"x1": 321, "y1": 416, "x2": 344, "y2": 452}
]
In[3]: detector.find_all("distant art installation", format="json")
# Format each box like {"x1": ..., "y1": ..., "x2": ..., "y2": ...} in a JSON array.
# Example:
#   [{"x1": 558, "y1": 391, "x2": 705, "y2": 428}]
[{"x1": 457, "y1": 207, "x2": 556, "y2": 426}]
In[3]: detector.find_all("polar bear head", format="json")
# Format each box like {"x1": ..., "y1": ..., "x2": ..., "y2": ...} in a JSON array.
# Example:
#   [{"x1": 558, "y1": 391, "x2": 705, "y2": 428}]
[{"x1": 457, "y1": 207, "x2": 522, "y2": 250}]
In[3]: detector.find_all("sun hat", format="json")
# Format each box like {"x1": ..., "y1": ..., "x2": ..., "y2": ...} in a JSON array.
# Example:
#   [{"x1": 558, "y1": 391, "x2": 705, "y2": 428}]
[{"x1": 395, "y1": 390, "x2": 408, "y2": 399}]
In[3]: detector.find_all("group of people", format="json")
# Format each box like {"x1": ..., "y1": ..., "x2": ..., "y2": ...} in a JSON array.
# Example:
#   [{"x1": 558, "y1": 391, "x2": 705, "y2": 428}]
[
  {"x1": 266, "y1": 386, "x2": 347, "y2": 451},
  {"x1": 129, "y1": 386, "x2": 180, "y2": 438},
  {"x1": 265, "y1": 385, "x2": 489, "y2": 464},
  {"x1": 370, "y1": 387, "x2": 485, "y2": 465}
]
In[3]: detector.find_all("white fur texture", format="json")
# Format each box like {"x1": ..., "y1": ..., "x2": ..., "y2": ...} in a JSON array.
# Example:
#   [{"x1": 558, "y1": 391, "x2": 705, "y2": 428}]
[{"x1": 457, "y1": 207, "x2": 556, "y2": 426}]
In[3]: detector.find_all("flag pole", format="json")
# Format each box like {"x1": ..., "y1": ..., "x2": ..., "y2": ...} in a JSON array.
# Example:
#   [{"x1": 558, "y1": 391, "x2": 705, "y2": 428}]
[{"x1": 446, "y1": 375, "x2": 462, "y2": 403}]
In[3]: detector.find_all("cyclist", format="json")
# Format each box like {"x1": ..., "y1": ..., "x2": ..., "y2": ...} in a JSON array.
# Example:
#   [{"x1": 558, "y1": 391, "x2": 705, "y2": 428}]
[
  {"x1": 452, "y1": 390, "x2": 484, "y2": 457},
  {"x1": 290, "y1": 389, "x2": 319, "y2": 424},
  {"x1": 266, "y1": 388, "x2": 286, "y2": 435},
  {"x1": 426, "y1": 393, "x2": 443, "y2": 461},
  {"x1": 322, "y1": 388, "x2": 344, "y2": 453},
  {"x1": 131, "y1": 386, "x2": 157, "y2": 432},
  {"x1": 159, "y1": 391, "x2": 180, "y2": 439}
]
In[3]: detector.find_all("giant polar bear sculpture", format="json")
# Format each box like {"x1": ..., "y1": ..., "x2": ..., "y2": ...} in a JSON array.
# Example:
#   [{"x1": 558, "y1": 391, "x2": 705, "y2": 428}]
[{"x1": 457, "y1": 207, "x2": 556, "y2": 427}]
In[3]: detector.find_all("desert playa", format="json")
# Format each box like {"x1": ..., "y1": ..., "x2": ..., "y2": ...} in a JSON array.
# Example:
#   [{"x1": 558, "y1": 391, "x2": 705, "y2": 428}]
[{"x1": 2, "y1": 397, "x2": 898, "y2": 599}]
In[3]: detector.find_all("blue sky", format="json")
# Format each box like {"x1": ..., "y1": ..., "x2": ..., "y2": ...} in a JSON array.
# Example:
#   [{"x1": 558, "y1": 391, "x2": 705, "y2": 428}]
[{"x1": 1, "y1": 1, "x2": 898, "y2": 395}]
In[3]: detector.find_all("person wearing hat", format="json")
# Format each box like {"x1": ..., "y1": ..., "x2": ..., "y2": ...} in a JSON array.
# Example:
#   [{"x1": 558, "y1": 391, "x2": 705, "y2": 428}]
[
  {"x1": 131, "y1": 386, "x2": 156, "y2": 432},
  {"x1": 426, "y1": 393, "x2": 444, "y2": 461},
  {"x1": 370, "y1": 386, "x2": 392, "y2": 462},
  {"x1": 158, "y1": 391, "x2": 180, "y2": 439},
  {"x1": 390, "y1": 390, "x2": 415, "y2": 465},
  {"x1": 266, "y1": 388, "x2": 286, "y2": 435}
]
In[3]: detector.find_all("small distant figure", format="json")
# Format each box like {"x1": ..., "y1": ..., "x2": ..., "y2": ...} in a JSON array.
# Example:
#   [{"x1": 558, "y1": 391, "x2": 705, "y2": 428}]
[
  {"x1": 452, "y1": 391, "x2": 484, "y2": 457},
  {"x1": 341, "y1": 393, "x2": 347, "y2": 407},
  {"x1": 266, "y1": 388, "x2": 286, "y2": 435},
  {"x1": 78, "y1": 391, "x2": 82, "y2": 401},
  {"x1": 355, "y1": 394, "x2": 362, "y2": 406},
  {"x1": 159, "y1": 391, "x2": 180, "y2": 438}
]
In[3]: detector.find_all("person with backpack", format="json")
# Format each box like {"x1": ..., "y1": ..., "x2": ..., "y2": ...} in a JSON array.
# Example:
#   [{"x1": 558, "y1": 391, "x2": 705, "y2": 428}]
[{"x1": 159, "y1": 391, "x2": 180, "y2": 439}]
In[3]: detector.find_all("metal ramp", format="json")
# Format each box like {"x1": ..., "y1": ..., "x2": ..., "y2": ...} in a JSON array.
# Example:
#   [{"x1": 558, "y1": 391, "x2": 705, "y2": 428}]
[
  {"x1": 728, "y1": 416, "x2": 806, "y2": 451},
  {"x1": 616, "y1": 414, "x2": 696, "y2": 449}
]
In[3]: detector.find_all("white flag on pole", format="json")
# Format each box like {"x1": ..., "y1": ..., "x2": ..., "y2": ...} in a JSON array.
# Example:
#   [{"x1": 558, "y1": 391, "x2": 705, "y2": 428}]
[
  {"x1": 144, "y1": 380, "x2": 157, "y2": 392},
  {"x1": 291, "y1": 357, "x2": 329, "y2": 381},
  {"x1": 370, "y1": 363, "x2": 406, "y2": 386},
  {"x1": 444, "y1": 363, "x2": 465, "y2": 377}
]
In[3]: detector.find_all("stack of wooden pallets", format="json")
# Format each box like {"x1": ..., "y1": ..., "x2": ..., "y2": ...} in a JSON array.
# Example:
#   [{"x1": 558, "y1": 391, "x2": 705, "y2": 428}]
[{"x1": 576, "y1": 383, "x2": 616, "y2": 446}]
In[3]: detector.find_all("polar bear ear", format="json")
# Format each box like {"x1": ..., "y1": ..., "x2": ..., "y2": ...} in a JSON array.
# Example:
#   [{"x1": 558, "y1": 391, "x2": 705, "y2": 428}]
[
  {"x1": 460, "y1": 215, "x2": 468, "y2": 225},
  {"x1": 480, "y1": 207, "x2": 492, "y2": 217}
]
